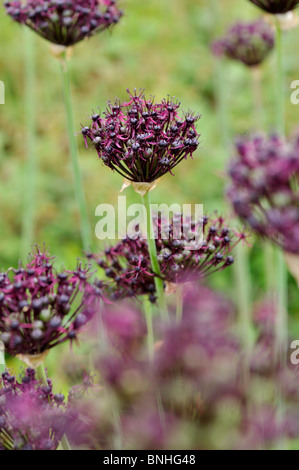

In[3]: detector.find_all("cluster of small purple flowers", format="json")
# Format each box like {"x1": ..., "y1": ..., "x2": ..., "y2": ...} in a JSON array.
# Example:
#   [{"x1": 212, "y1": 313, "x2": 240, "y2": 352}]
[
  {"x1": 82, "y1": 89, "x2": 201, "y2": 183},
  {"x1": 89, "y1": 214, "x2": 241, "y2": 303},
  {"x1": 4, "y1": 0, "x2": 123, "y2": 47},
  {"x1": 0, "y1": 247, "x2": 99, "y2": 357},
  {"x1": 227, "y1": 133, "x2": 299, "y2": 254},
  {"x1": 0, "y1": 368, "x2": 67, "y2": 450},
  {"x1": 65, "y1": 287, "x2": 299, "y2": 450},
  {"x1": 212, "y1": 20, "x2": 275, "y2": 67}
]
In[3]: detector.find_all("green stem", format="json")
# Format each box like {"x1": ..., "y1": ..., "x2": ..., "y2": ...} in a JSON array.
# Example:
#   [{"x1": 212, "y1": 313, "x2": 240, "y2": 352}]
[
  {"x1": 142, "y1": 191, "x2": 168, "y2": 319},
  {"x1": 251, "y1": 68, "x2": 276, "y2": 296},
  {"x1": 0, "y1": 341, "x2": 5, "y2": 376},
  {"x1": 210, "y1": 0, "x2": 230, "y2": 149},
  {"x1": 21, "y1": 29, "x2": 36, "y2": 259},
  {"x1": 275, "y1": 248, "x2": 288, "y2": 367},
  {"x1": 275, "y1": 18, "x2": 285, "y2": 135},
  {"x1": 264, "y1": 242, "x2": 275, "y2": 294},
  {"x1": 251, "y1": 67, "x2": 265, "y2": 129},
  {"x1": 60, "y1": 434, "x2": 72, "y2": 451},
  {"x1": 176, "y1": 284, "x2": 183, "y2": 323},
  {"x1": 60, "y1": 54, "x2": 91, "y2": 251},
  {"x1": 143, "y1": 298, "x2": 154, "y2": 359},
  {"x1": 36, "y1": 363, "x2": 48, "y2": 386},
  {"x1": 210, "y1": 0, "x2": 253, "y2": 375},
  {"x1": 234, "y1": 244, "x2": 254, "y2": 379},
  {"x1": 274, "y1": 17, "x2": 288, "y2": 450},
  {"x1": 274, "y1": 16, "x2": 288, "y2": 368}
]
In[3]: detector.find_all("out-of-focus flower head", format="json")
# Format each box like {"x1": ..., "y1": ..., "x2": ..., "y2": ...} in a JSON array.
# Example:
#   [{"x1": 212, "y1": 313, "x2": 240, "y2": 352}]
[
  {"x1": 227, "y1": 133, "x2": 299, "y2": 254},
  {"x1": 0, "y1": 247, "x2": 99, "y2": 358},
  {"x1": 248, "y1": 0, "x2": 299, "y2": 14},
  {"x1": 89, "y1": 214, "x2": 242, "y2": 302},
  {"x1": 0, "y1": 368, "x2": 67, "y2": 450},
  {"x1": 81, "y1": 89, "x2": 201, "y2": 186},
  {"x1": 212, "y1": 20, "x2": 274, "y2": 67},
  {"x1": 4, "y1": 0, "x2": 123, "y2": 47},
  {"x1": 64, "y1": 288, "x2": 299, "y2": 449}
]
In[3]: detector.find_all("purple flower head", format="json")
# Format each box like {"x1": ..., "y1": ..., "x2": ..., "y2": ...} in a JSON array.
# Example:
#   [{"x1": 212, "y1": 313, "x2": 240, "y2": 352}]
[
  {"x1": 0, "y1": 247, "x2": 99, "y2": 357},
  {"x1": 227, "y1": 133, "x2": 299, "y2": 254},
  {"x1": 154, "y1": 285, "x2": 240, "y2": 391},
  {"x1": 4, "y1": 0, "x2": 123, "y2": 47},
  {"x1": 101, "y1": 302, "x2": 147, "y2": 356},
  {"x1": 248, "y1": 0, "x2": 299, "y2": 14},
  {"x1": 212, "y1": 20, "x2": 274, "y2": 67},
  {"x1": 89, "y1": 214, "x2": 243, "y2": 302},
  {"x1": 0, "y1": 369, "x2": 67, "y2": 450},
  {"x1": 81, "y1": 89, "x2": 201, "y2": 183}
]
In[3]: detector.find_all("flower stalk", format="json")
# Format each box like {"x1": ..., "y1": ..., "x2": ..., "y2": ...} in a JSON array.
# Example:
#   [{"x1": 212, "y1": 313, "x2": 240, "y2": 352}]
[
  {"x1": 142, "y1": 191, "x2": 168, "y2": 319},
  {"x1": 0, "y1": 341, "x2": 5, "y2": 376},
  {"x1": 21, "y1": 28, "x2": 36, "y2": 259},
  {"x1": 60, "y1": 51, "x2": 91, "y2": 251}
]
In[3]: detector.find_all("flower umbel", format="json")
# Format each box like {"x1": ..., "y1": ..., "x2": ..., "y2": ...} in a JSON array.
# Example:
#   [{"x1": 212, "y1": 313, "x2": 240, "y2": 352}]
[
  {"x1": 248, "y1": 0, "x2": 299, "y2": 14},
  {"x1": 0, "y1": 247, "x2": 98, "y2": 356},
  {"x1": 89, "y1": 214, "x2": 240, "y2": 302},
  {"x1": 0, "y1": 368, "x2": 67, "y2": 450},
  {"x1": 82, "y1": 89, "x2": 201, "y2": 184},
  {"x1": 227, "y1": 133, "x2": 299, "y2": 254},
  {"x1": 4, "y1": 0, "x2": 123, "y2": 47},
  {"x1": 212, "y1": 20, "x2": 275, "y2": 67}
]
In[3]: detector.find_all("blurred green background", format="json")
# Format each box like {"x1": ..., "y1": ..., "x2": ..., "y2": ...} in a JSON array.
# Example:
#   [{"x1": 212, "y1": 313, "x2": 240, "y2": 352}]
[{"x1": 0, "y1": 0, "x2": 299, "y2": 384}]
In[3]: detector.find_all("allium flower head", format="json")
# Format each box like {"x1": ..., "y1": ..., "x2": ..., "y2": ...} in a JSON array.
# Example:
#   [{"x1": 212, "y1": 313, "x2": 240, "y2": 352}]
[
  {"x1": 212, "y1": 20, "x2": 274, "y2": 67},
  {"x1": 0, "y1": 247, "x2": 98, "y2": 357},
  {"x1": 0, "y1": 369, "x2": 67, "y2": 450},
  {"x1": 82, "y1": 89, "x2": 201, "y2": 184},
  {"x1": 89, "y1": 214, "x2": 241, "y2": 302},
  {"x1": 64, "y1": 290, "x2": 299, "y2": 450},
  {"x1": 4, "y1": 0, "x2": 123, "y2": 47},
  {"x1": 227, "y1": 133, "x2": 299, "y2": 254},
  {"x1": 248, "y1": 0, "x2": 299, "y2": 14}
]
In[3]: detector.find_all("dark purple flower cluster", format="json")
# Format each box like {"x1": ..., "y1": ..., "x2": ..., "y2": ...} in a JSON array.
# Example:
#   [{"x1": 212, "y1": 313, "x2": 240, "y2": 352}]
[
  {"x1": 66, "y1": 286, "x2": 299, "y2": 450},
  {"x1": 89, "y1": 214, "x2": 240, "y2": 303},
  {"x1": 81, "y1": 89, "x2": 201, "y2": 183},
  {"x1": 212, "y1": 20, "x2": 274, "y2": 67},
  {"x1": 4, "y1": 0, "x2": 123, "y2": 47},
  {"x1": 0, "y1": 368, "x2": 67, "y2": 450},
  {"x1": 227, "y1": 133, "x2": 299, "y2": 254},
  {"x1": 0, "y1": 247, "x2": 98, "y2": 356},
  {"x1": 248, "y1": 0, "x2": 299, "y2": 14}
]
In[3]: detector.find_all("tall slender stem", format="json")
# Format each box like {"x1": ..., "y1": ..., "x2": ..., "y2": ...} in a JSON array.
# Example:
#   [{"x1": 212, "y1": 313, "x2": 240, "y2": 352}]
[
  {"x1": 274, "y1": 17, "x2": 288, "y2": 450},
  {"x1": 21, "y1": 29, "x2": 36, "y2": 259},
  {"x1": 36, "y1": 362, "x2": 48, "y2": 386},
  {"x1": 143, "y1": 298, "x2": 154, "y2": 359},
  {"x1": 0, "y1": 341, "x2": 5, "y2": 376},
  {"x1": 209, "y1": 0, "x2": 253, "y2": 375},
  {"x1": 176, "y1": 284, "x2": 183, "y2": 323},
  {"x1": 251, "y1": 67, "x2": 265, "y2": 129},
  {"x1": 234, "y1": 244, "x2": 254, "y2": 377},
  {"x1": 264, "y1": 242, "x2": 275, "y2": 294},
  {"x1": 274, "y1": 17, "x2": 288, "y2": 367},
  {"x1": 275, "y1": 19, "x2": 285, "y2": 135},
  {"x1": 60, "y1": 53, "x2": 91, "y2": 251},
  {"x1": 251, "y1": 67, "x2": 276, "y2": 296},
  {"x1": 210, "y1": 0, "x2": 230, "y2": 149},
  {"x1": 142, "y1": 191, "x2": 168, "y2": 319},
  {"x1": 60, "y1": 434, "x2": 72, "y2": 451}
]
